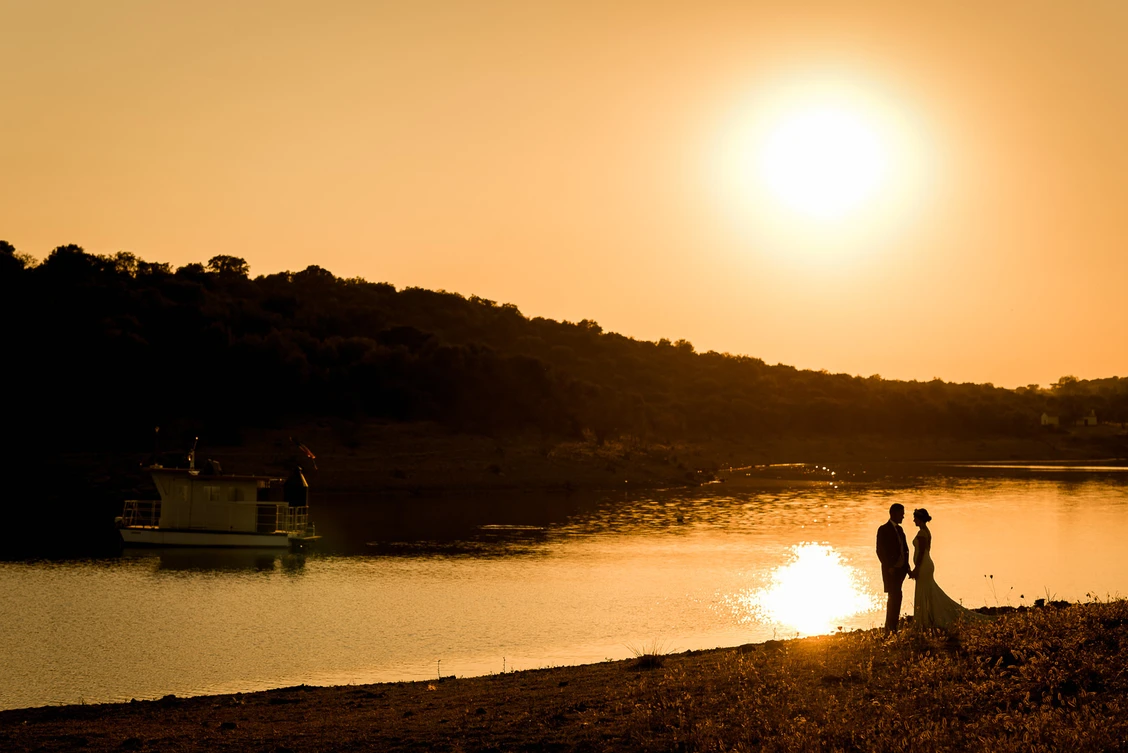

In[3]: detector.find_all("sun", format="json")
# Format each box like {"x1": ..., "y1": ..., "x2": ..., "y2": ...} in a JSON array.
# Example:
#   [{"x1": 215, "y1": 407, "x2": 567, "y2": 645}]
[
  {"x1": 758, "y1": 105, "x2": 889, "y2": 221},
  {"x1": 705, "y1": 74, "x2": 930, "y2": 260}
]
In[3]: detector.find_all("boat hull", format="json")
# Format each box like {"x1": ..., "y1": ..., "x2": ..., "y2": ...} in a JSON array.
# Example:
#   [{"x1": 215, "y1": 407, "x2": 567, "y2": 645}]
[{"x1": 119, "y1": 527, "x2": 294, "y2": 548}]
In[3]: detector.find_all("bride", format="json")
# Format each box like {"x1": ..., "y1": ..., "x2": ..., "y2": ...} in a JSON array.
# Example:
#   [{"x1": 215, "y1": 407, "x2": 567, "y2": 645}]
[{"x1": 909, "y1": 508, "x2": 985, "y2": 629}]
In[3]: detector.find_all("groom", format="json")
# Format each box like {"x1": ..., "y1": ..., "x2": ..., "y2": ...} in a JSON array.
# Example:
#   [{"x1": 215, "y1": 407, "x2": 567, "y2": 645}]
[{"x1": 876, "y1": 503, "x2": 911, "y2": 634}]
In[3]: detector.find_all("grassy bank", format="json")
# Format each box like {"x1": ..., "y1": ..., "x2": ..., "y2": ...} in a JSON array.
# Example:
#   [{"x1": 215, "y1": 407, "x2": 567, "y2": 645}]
[{"x1": 5, "y1": 600, "x2": 1128, "y2": 752}]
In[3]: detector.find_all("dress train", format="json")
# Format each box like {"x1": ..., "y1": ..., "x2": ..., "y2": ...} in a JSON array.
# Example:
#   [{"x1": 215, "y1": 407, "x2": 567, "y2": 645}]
[{"x1": 912, "y1": 527, "x2": 986, "y2": 629}]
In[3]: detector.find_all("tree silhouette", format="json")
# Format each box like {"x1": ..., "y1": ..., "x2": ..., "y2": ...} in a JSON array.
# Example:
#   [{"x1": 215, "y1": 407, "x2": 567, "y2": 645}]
[
  {"x1": 0, "y1": 240, "x2": 22, "y2": 275},
  {"x1": 4, "y1": 243, "x2": 1124, "y2": 455},
  {"x1": 207, "y1": 255, "x2": 250, "y2": 278}
]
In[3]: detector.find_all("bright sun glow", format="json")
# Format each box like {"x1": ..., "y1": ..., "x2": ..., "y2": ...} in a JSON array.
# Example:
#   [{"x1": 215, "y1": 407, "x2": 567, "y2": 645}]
[
  {"x1": 706, "y1": 74, "x2": 932, "y2": 262},
  {"x1": 737, "y1": 543, "x2": 880, "y2": 635},
  {"x1": 758, "y1": 105, "x2": 889, "y2": 220}
]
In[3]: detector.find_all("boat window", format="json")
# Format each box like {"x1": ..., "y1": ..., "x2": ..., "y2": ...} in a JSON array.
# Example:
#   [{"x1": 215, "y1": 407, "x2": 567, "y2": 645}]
[
  {"x1": 229, "y1": 487, "x2": 244, "y2": 502},
  {"x1": 204, "y1": 485, "x2": 222, "y2": 502}
]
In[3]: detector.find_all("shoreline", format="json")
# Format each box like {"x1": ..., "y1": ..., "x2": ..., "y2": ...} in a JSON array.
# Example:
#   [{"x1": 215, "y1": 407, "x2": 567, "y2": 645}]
[
  {"x1": 0, "y1": 603, "x2": 1044, "y2": 715},
  {"x1": 4, "y1": 600, "x2": 1125, "y2": 751},
  {"x1": 163, "y1": 423, "x2": 1128, "y2": 498}
]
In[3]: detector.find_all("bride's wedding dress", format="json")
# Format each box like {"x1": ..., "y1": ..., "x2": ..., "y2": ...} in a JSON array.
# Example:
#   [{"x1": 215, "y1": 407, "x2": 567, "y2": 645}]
[{"x1": 913, "y1": 526, "x2": 985, "y2": 629}]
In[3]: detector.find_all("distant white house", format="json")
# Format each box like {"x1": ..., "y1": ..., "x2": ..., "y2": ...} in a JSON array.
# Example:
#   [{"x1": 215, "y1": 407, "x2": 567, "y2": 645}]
[
  {"x1": 1041, "y1": 413, "x2": 1059, "y2": 426},
  {"x1": 1078, "y1": 410, "x2": 1098, "y2": 427}
]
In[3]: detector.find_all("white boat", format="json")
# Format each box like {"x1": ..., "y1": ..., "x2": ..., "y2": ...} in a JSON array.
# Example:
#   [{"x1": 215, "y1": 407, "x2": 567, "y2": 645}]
[{"x1": 118, "y1": 461, "x2": 318, "y2": 550}]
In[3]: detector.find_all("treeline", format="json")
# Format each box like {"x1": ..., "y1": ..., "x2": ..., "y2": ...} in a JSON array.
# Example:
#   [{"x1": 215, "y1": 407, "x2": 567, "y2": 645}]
[{"x1": 3, "y1": 242, "x2": 1127, "y2": 454}]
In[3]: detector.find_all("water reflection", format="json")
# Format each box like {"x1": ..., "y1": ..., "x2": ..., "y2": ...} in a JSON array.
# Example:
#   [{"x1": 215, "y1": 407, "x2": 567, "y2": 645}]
[
  {"x1": 364, "y1": 523, "x2": 551, "y2": 558},
  {"x1": 4, "y1": 466, "x2": 1128, "y2": 711},
  {"x1": 735, "y1": 543, "x2": 880, "y2": 635},
  {"x1": 316, "y1": 493, "x2": 591, "y2": 555},
  {"x1": 121, "y1": 547, "x2": 306, "y2": 573},
  {"x1": 364, "y1": 539, "x2": 548, "y2": 559}
]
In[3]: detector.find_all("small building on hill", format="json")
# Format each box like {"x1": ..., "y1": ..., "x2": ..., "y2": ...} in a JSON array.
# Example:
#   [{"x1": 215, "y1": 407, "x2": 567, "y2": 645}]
[
  {"x1": 1041, "y1": 413, "x2": 1059, "y2": 427},
  {"x1": 1078, "y1": 410, "x2": 1098, "y2": 427}
]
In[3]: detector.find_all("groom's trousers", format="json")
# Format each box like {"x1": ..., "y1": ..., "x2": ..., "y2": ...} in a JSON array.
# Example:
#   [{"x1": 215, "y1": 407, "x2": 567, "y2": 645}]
[{"x1": 884, "y1": 567, "x2": 906, "y2": 633}]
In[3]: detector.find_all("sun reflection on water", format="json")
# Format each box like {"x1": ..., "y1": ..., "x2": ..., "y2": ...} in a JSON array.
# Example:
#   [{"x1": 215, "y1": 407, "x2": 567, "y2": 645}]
[{"x1": 734, "y1": 543, "x2": 880, "y2": 636}]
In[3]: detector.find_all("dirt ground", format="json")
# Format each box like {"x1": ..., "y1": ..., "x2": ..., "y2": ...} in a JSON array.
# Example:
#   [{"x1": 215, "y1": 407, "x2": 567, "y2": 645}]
[{"x1": 0, "y1": 648, "x2": 729, "y2": 753}]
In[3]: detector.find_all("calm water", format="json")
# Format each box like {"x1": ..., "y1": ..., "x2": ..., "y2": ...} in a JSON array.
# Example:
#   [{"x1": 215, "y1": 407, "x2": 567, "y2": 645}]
[{"x1": 2, "y1": 463, "x2": 1127, "y2": 711}]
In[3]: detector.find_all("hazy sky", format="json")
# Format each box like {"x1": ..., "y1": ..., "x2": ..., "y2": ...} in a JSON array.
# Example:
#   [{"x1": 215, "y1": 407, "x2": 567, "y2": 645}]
[{"x1": 3, "y1": 1, "x2": 1126, "y2": 387}]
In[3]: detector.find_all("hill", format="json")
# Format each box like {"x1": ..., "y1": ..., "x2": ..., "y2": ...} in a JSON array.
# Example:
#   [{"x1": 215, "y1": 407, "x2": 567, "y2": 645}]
[
  {"x1": 6, "y1": 242, "x2": 1127, "y2": 448},
  {"x1": 3, "y1": 242, "x2": 1127, "y2": 555}
]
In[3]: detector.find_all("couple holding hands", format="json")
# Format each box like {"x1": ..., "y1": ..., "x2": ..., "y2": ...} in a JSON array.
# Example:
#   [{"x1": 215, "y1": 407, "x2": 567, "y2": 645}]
[{"x1": 876, "y1": 503, "x2": 984, "y2": 633}]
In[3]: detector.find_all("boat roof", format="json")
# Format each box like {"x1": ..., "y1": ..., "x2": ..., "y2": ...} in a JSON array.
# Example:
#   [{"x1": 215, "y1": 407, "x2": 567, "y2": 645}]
[{"x1": 147, "y1": 466, "x2": 284, "y2": 483}]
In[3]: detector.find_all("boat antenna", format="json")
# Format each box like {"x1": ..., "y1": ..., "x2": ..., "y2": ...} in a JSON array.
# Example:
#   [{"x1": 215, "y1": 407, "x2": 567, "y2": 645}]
[
  {"x1": 189, "y1": 436, "x2": 198, "y2": 470},
  {"x1": 150, "y1": 426, "x2": 161, "y2": 468}
]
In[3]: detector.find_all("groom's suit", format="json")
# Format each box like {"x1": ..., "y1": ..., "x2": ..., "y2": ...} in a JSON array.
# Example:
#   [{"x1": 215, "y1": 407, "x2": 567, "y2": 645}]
[{"x1": 876, "y1": 521, "x2": 910, "y2": 633}]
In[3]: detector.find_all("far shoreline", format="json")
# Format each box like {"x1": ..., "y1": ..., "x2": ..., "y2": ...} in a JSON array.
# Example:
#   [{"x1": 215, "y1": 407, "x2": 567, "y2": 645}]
[
  {"x1": 180, "y1": 422, "x2": 1128, "y2": 498},
  {"x1": 15, "y1": 424, "x2": 1124, "y2": 559}
]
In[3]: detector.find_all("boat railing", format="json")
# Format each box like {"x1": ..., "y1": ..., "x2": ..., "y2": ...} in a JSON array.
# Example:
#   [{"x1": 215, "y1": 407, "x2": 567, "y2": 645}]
[
  {"x1": 121, "y1": 499, "x2": 161, "y2": 527},
  {"x1": 275, "y1": 505, "x2": 310, "y2": 536}
]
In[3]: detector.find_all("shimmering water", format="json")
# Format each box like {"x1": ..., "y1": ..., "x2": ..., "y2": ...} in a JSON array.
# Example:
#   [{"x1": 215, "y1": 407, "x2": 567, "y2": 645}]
[{"x1": 2, "y1": 464, "x2": 1127, "y2": 711}]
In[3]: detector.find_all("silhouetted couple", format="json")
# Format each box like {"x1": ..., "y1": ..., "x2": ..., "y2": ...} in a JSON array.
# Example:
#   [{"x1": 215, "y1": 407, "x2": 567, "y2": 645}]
[{"x1": 876, "y1": 503, "x2": 984, "y2": 633}]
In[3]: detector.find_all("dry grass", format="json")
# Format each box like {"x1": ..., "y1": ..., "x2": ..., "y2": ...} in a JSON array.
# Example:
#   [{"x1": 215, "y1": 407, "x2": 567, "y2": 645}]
[
  {"x1": 624, "y1": 601, "x2": 1128, "y2": 752},
  {"x1": 627, "y1": 639, "x2": 672, "y2": 671},
  {"x1": 4, "y1": 601, "x2": 1128, "y2": 752}
]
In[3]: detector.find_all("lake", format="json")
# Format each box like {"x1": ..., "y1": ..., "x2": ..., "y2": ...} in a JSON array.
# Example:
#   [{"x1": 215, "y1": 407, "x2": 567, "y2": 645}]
[{"x1": 2, "y1": 462, "x2": 1126, "y2": 711}]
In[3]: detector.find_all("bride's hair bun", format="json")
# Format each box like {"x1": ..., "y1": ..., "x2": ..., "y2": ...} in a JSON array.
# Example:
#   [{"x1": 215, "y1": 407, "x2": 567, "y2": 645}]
[{"x1": 913, "y1": 508, "x2": 932, "y2": 522}]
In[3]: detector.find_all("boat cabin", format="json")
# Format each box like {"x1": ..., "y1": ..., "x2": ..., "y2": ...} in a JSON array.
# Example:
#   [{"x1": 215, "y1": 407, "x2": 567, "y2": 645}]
[
  {"x1": 120, "y1": 465, "x2": 311, "y2": 544},
  {"x1": 150, "y1": 469, "x2": 293, "y2": 532}
]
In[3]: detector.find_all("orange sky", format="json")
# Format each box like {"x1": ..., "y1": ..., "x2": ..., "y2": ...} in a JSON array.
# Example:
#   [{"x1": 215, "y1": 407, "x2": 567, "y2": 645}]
[{"x1": 3, "y1": 1, "x2": 1126, "y2": 388}]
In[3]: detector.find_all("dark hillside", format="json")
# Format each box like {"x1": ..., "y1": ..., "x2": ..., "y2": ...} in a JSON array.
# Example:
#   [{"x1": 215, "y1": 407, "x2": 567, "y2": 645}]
[
  {"x1": 3, "y1": 242, "x2": 1127, "y2": 554},
  {"x1": 5, "y1": 242, "x2": 1127, "y2": 449}
]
